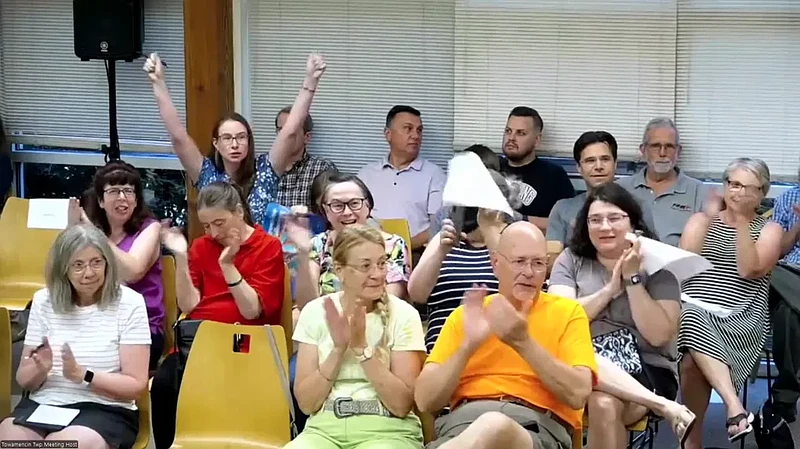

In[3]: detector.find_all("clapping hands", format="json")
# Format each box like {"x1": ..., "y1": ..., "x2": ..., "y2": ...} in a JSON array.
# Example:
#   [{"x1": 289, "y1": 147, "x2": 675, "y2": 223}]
[{"x1": 462, "y1": 285, "x2": 532, "y2": 352}]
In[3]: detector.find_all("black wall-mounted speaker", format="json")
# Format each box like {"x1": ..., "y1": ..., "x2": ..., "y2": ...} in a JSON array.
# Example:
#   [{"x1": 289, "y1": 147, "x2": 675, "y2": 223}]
[{"x1": 73, "y1": 0, "x2": 144, "y2": 62}]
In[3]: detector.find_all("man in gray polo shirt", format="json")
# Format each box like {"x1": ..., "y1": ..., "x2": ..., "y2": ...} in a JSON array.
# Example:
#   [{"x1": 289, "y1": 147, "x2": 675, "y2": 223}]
[
  {"x1": 357, "y1": 105, "x2": 446, "y2": 261},
  {"x1": 617, "y1": 118, "x2": 708, "y2": 247},
  {"x1": 547, "y1": 131, "x2": 656, "y2": 246}
]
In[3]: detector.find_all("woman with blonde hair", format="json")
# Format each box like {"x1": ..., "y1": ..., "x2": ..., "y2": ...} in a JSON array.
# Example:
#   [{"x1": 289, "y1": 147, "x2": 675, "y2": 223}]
[{"x1": 288, "y1": 224, "x2": 426, "y2": 449}]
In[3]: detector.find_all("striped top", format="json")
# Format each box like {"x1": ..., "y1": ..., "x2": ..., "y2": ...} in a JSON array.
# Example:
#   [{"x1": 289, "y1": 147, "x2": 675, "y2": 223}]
[
  {"x1": 25, "y1": 286, "x2": 152, "y2": 410},
  {"x1": 426, "y1": 243, "x2": 498, "y2": 352},
  {"x1": 681, "y1": 215, "x2": 771, "y2": 313}
]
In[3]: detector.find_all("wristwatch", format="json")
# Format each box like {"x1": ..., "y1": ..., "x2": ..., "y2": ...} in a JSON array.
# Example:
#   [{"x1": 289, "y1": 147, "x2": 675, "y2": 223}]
[
  {"x1": 354, "y1": 347, "x2": 374, "y2": 363},
  {"x1": 623, "y1": 273, "x2": 643, "y2": 287},
  {"x1": 83, "y1": 369, "x2": 94, "y2": 384}
]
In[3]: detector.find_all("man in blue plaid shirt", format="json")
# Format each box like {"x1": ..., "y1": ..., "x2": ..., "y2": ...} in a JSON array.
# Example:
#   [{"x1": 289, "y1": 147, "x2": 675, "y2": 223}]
[{"x1": 765, "y1": 184, "x2": 800, "y2": 428}]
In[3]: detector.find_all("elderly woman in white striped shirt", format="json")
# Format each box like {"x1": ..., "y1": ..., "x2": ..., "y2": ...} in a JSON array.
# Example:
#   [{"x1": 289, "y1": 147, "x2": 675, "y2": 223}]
[{"x1": 0, "y1": 225, "x2": 151, "y2": 449}]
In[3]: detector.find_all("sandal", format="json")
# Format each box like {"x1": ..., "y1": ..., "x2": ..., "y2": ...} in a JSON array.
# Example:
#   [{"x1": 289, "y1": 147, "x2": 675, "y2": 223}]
[
  {"x1": 666, "y1": 405, "x2": 696, "y2": 448},
  {"x1": 726, "y1": 412, "x2": 754, "y2": 442}
]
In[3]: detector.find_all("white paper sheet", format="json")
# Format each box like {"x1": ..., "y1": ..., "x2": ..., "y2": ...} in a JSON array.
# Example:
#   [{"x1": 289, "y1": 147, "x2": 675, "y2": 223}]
[
  {"x1": 26, "y1": 404, "x2": 80, "y2": 427},
  {"x1": 627, "y1": 233, "x2": 737, "y2": 317},
  {"x1": 442, "y1": 152, "x2": 515, "y2": 216},
  {"x1": 27, "y1": 198, "x2": 71, "y2": 230}
]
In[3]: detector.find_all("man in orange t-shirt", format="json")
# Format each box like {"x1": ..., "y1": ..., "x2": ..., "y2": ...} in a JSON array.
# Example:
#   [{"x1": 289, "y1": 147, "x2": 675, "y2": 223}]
[{"x1": 415, "y1": 220, "x2": 597, "y2": 449}]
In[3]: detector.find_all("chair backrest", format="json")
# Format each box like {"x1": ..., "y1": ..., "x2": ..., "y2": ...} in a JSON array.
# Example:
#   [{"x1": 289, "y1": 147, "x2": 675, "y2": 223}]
[
  {"x1": 378, "y1": 218, "x2": 413, "y2": 268},
  {"x1": 131, "y1": 391, "x2": 151, "y2": 449},
  {"x1": 0, "y1": 307, "x2": 11, "y2": 418},
  {"x1": 174, "y1": 321, "x2": 291, "y2": 446},
  {"x1": 160, "y1": 255, "x2": 178, "y2": 356},
  {"x1": 280, "y1": 263, "x2": 293, "y2": 356},
  {"x1": 0, "y1": 198, "x2": 60, "y2": 307}
]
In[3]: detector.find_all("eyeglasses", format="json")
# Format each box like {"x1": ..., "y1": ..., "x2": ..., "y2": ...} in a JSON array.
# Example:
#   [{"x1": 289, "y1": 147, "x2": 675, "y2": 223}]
[
  {"x1": 498, "y1": 253, "x2": 547, "y2": 273},
  {"x1": 346, "y1": 259, "x2": 388, "y2": 274},
  {"x1": 70, "y1": 258, "x2": 106, "y2": 274},
  {"x1": 218, "y1": 133, "x2": 249, "y2": 145},
  {"x1": 726, "y1": 180, "x2": 762, "y2": 194},
  {"x1": 326, "y1": 198, "x2": 366, "y2": 214},
  {"x1": 587, "y1": 213, "x2": 629, "y2": 228},
  {"x1": 645, "y1": 142, "x2": 678, "y2": 152},
  {"x1": 104, "y1": 187, "x2": 135, "y2": 198}
]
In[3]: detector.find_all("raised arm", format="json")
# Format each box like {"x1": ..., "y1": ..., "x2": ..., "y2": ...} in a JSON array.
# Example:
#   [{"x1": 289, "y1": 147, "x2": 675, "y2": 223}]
[
  {"x1": 16, "y1": 296, "x2": 51, "y2": 391},
  {"x1": 285, "y1": 218, "x2": 322, "y2": 310},
  {"x1": 407, "y1": 225, "x2": 456, "y2": 303},
  {"x1": 144, "y1": 54, "x2": 205, "y2": 182},
  {"x1": 734, "y1": 219, "x2": 783, "y2": 279},
  {"x1": 680, "y1": 190, "x2": 722, "y2": 254},
  {"x1": 270, "y1": 54, "x2": 326, "y2": 176},
  {"x1": 110, "y1": 221, "x2": 162, "y2": 284}
]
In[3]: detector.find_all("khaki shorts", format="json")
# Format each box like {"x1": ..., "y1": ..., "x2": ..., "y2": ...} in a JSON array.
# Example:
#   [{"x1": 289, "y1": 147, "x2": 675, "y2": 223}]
[{"x1": 425, "y1": 400, "x2": 572, "y2": 449}]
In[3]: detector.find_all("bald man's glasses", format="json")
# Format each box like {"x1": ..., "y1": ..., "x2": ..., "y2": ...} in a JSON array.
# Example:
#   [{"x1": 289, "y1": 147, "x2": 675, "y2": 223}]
[{"x1": 498, "y1": 253, "x2": 547, "y2": 274}]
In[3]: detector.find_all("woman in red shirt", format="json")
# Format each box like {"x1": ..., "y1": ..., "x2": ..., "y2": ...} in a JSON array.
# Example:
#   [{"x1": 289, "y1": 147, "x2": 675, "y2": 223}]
[{"x1": 150, "y1": 181, "x2": 285, "y2": 449}]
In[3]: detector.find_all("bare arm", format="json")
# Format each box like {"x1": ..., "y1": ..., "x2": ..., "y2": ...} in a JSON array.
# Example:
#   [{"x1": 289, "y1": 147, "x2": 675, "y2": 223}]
[
  {"x1": 150, "y1": 79, "x2": 204, "y2": 182},
  {"x1": 512, "y1": 337, "x2": 593, "y2": 409},
  {"x1": 219, "y1": 263, "x2": 262, "y2": 320},
  {"x1": 360, "y1": 350, "x2": 422, "y2": 417},
  {"x1": 626, "y1": 285, "x2": 680, "y2": 348},
  {"x1": 174, "y1": 253, "x2": 201, "y2": 314},
  {"x1": 735, "y1": 221, "x2": 783, "y2": 279},
  {"x1": 270, "y1": 58, "x2": 323, "y2": 175},
  {"x1": 407, "y1": 237, "x2": 448, "y2": 304},
  {"x1": 414, "y1": 344, "x2": 474, "y2": 413},
  {"x1": 110, "y1": 222, "x2": 162, "y2": 284},
  {"x1": 16, "y1": 345, "x2": 49, "y2": 391},
  {"x1": 549, "y1": 285, "x2": 615, "y2": 321},
  {"x1": 294, "y1": 255, "x2": 322, "y2": 311},
  {"x1": 87, "y1": 345, "x2": 150, "y2": 401},
  {"x1": 293, "y1": 343, "x2": 347, "y2": 415},
  {"x1": 679, "y1": 213, "x2": 713, "y2": 255}
]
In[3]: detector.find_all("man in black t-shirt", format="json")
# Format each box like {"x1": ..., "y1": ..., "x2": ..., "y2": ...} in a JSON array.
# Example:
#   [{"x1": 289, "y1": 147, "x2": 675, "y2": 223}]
[{"x1": 500, "y1": 106, "x2": 575, "y2": 231}]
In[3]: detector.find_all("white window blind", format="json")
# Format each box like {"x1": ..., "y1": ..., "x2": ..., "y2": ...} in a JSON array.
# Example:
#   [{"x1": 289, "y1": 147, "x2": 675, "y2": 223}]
[
  {"x1": 454, "y1": 0, "x2": 678, "y2": 161},
  {"x1": 0, "y1": 0, "x2": 186, "y2": 153},
  {"x1": 675, "y1": 0, "x2": 800, "y2": 179},
  {"x1": 241, "y1": 0, "x2": 455, "y2": 174}
]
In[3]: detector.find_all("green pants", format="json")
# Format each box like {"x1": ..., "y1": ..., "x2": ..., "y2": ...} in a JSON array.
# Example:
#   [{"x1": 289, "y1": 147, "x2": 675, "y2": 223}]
[{"x1": 284, "y1": 410, "x2": 424, "y2": 449}]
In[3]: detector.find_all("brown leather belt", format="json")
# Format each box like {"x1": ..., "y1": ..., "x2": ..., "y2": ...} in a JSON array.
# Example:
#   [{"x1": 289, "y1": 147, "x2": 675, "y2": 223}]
[{"x1": 454, "y1": 395, "x2": 573, "y2": 437}]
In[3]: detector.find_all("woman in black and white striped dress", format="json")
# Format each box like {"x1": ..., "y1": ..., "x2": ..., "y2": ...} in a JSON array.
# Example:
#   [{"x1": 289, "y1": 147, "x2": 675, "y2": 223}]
[{"x1": 677, "y1": 158, "x2": 783, "y2": 448}]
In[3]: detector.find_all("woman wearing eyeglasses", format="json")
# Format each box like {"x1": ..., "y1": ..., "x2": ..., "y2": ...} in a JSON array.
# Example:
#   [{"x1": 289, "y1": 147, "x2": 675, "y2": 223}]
[
  {"x1": 548, "y1": 182, "x2": 696, "y2": 449},
  {"x1": 677, "y1": 158, "x2": 783, "y2": 447},
  {"x1": 286, "y1": 172, "x2": 411, "y2": 312},
  {"x1": 76, "y1": 161, "x2": 165, "y2": 372},
  {"x1": 287, "y1": 224, "x2": 426, "y2": 449},
  {"x1": 143, "y1": 52, "x2": 326, "y2": 227}
]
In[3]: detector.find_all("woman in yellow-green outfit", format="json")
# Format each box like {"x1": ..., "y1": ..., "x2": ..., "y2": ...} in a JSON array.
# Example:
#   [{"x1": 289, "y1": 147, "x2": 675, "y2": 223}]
[{"x1": 286, "y1": 225, "x2": 426, "y2": 449}]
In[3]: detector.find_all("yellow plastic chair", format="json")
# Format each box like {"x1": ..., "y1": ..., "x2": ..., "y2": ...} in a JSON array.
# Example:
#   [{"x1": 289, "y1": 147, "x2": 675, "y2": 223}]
[
  {"x1": 546, "y1": 240, "x2": 564, "y2": 275},
  {"x1": 160, "y1": 255, "x2": 178, "y2": 358},
  {"x1": 378, "y1": 218, "x2": 413, "y2": 269},
  {"x1": 171, "y1": 321, "x2": 290, "y2": 449},
  {"x1": 580, "y1": 412, "x2": 651, "y2": 448},
  {"x1": 0, "y1": 307, "x2": 11, "y2": 418},
  {"x1": 0, "y1": 198, "x2": 61, "y2": 310},
  {"x1": 280, "y1": 263, "x2": 293, "y2": 357},
  {"x1": 132, "y1": 391, "x2": 151, "y2": 449}
]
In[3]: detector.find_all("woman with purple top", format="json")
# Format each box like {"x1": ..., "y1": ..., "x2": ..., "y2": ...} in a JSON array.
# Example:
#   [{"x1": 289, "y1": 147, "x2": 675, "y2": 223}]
[{"x1": 79, "y1": 161, "x2": 165, "y2": 370}]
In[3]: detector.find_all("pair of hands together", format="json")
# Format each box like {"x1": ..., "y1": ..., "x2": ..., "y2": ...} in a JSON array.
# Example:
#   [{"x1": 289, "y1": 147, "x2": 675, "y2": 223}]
[
  {"x1": 160, "y1": 221, "x2": 242, "y2": 265},
  {"x1": 461, "y1": 285, "x2": 532, "y2": 351},
  {"x1": 438, "y1": 209, "x2": 507, "y2": 251},
  {"x1": 323, "y1": 296, "x2": 368, "y2": 352},
  {"x1": 28, "y1": 337, "x2": 86, "y2": 384},
  {"x1": 703, "y1": 188, "x2": 761, "y2": 227},
  {"x1": 606, "y1": 236, "x2": 643, "y2": 297}
]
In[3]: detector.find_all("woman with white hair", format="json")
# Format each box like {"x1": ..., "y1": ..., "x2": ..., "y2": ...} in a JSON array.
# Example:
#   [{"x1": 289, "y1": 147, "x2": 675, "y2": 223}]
[
  {"x1": 678, "y1": 158, "x2": 783, "y2": 447},
  {"x1": 0, "y1": 225, "x2": 151, "y2": 449}
]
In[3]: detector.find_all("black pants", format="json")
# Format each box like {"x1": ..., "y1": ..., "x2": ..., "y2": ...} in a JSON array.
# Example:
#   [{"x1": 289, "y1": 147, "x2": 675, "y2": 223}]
[
  {"x1": 149, "y1": 332, "x2": 165, "y2": 372},
  {"x1": 769, "y1": 264, "x2": 800, "y2": 418},
  {"x1": 151, "y1": 353, "x2": 181, "y2": 449}
]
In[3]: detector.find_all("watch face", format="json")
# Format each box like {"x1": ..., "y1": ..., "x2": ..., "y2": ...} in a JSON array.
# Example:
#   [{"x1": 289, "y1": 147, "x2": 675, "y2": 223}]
[
  {"x1": 630, "y1": 274, "x2": 642, "y2": 284},
  {"x1": 363, "y1": 347, "x2": 373, "y2": 359}
]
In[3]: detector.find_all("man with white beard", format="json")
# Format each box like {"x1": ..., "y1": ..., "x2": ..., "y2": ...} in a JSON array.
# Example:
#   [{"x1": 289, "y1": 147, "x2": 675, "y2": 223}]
[{"x1": 617, "y1": 118, "x2": 708, "y2": 247}]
